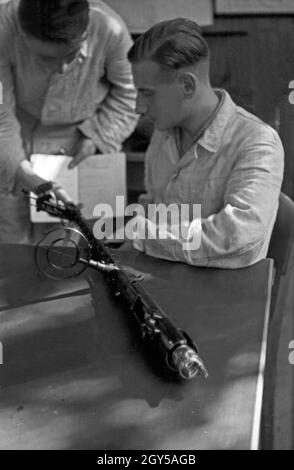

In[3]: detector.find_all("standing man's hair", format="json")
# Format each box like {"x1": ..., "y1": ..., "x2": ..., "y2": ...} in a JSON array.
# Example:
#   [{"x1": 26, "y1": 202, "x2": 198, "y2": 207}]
[
  {"x1": 128, "y1": 18, "x2": 209, "y2": 72},
  {"x1": 18, "y1": 0, "x2": 89, "y2": 45}
]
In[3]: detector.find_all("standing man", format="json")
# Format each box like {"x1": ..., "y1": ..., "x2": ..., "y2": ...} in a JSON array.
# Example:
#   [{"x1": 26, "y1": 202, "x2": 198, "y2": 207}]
[
  {"x1": 127, "y1": 18, "x2": 284, "y2": 268},
  {"x1": 0, "y1": 0, "x2": 138, "y2": 242}
]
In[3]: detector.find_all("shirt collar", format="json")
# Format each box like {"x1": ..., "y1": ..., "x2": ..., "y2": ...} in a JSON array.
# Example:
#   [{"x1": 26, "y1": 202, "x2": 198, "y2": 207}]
[
  {"x1": 197, "y1": 89, "x2": 236, "y2": 154},
  {"x1": 165, "y1": 89, "x2": 236, "y2": 158}
]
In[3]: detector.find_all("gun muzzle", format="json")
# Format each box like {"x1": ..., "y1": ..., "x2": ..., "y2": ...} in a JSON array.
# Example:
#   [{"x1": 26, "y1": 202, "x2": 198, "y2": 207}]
[{"x1": 171, "y1": 345, "x2": 208, "y2": 380}]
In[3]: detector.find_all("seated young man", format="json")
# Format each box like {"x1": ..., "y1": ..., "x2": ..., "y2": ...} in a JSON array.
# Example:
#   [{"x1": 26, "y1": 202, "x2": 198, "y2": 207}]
[
  {"x1": 127, "y1": 18, "x2": 284, "y2": 269},
  {"x1": 0, "y1": 0, "x2": 138, "y2": 242}
]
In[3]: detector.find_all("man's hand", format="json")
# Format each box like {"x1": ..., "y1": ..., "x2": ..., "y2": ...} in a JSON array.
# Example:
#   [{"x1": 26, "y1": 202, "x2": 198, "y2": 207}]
[
  {"x1": 34, "y1": 181, "x2": 73, "y2": 206},
  {"x1": 51, "y1": 182, "x2": 73, "y2": 205},
  {"x1": 68, "y1": 138, "x2": 97, "y2": 169},
  {"x1": 15, "y1": 161, "x2": 73, "y2": 205}
]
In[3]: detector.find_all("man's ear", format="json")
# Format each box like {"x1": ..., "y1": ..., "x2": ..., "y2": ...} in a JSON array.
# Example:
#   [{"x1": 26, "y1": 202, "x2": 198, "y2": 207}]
[{"x1": 178, "y1": 72, "x2": 197, "y2": 99}]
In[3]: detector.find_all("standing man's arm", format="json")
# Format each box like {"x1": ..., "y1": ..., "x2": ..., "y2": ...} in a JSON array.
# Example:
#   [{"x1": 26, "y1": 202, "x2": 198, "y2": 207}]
[
  {"x1": 0, "y1": 2, "x2": 46, "y2": 194},
  {"x1": 77, "y1": 19, "x2": 138, "y2": 156},
  {"x1": 0, "y1": 38, "x2": 28, "y2": 194},
  {"x1": 0, "y1": 7, "x2": 73, "y2": 201},
  {"x1": 0, "y1": 57, "x2": 71, "y2": 197}
]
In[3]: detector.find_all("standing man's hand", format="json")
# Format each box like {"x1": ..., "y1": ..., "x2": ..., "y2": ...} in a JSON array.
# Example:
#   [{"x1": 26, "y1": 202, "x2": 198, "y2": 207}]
[
  {"x1": 68, "y1": 138, "x2": 97, "y2": 169},
  {"x1": 15, "y1": 161, "x2": 73, "y2": 205}
]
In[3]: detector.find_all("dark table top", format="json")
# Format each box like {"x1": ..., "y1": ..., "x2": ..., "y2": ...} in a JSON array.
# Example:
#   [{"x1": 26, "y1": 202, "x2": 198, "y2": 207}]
[{"x1": 0, "y1": 244, "x2": 273, "y2": 450}]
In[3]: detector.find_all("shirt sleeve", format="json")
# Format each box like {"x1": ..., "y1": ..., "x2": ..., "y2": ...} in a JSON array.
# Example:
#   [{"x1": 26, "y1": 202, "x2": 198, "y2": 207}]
[
  {"x1": 78, "y1": 21, "x2": 138, "y2": 153},
  {"x1": 136, "y1": 129, "x2": 284, "y2": 268},
  {"x1": 0, "y1": 9, "x2": 27, "y2": 195}
]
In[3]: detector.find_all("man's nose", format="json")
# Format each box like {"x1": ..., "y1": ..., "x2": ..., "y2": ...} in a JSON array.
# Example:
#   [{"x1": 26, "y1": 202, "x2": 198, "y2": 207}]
[{"x1": 135, "y1": 94, "x2": 148, "y2": 115}]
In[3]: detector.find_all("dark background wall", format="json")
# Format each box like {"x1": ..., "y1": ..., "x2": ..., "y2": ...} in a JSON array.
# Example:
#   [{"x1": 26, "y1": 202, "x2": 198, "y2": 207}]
[{"x1": 206, "y1": 15, "x2": 294, "y2": 126}]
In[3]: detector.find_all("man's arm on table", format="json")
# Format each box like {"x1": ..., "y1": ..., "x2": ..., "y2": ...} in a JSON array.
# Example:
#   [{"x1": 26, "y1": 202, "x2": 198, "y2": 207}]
[
  {"x1": 133, "y1": 131, "x2": 284, "y2": 269},
  {"x1": 77, "y1": 21, "x2": 138, "y2": 154}
]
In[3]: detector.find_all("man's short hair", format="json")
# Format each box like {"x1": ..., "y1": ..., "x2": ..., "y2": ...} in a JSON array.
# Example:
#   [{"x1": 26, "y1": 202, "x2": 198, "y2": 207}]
[
  {"x1": 128, "y1": 18, "x2": 209, "y2": 71},
  {"x1": 18, "y1": 0, "x2": 89, "y2": 45}
]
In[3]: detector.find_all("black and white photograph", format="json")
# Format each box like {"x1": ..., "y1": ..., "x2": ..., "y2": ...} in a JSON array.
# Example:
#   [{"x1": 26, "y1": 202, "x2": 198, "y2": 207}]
[{"x1": 0, "y1": 0, "x2": 293, "y2": 454}]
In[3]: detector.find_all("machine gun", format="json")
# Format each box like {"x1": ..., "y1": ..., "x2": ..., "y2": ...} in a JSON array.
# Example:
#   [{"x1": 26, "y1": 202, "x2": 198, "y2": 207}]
[{"x1": 31, "y1": 187, "x2": 208, "y2": 381}]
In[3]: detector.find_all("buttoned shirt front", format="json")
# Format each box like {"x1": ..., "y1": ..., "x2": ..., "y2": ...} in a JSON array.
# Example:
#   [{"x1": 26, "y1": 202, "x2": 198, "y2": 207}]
[
  {"x1": 0, "y1": 0, "x2": 138, "y2": 193},
  {"x1": 135, "y1": 89, "x2": 284, "y2": 268}
]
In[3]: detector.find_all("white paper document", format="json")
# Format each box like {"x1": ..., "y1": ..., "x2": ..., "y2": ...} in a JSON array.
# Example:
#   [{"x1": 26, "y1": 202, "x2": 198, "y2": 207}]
[
  {"x1": 79, "y1": 153, "x2": 126, "y2": 220},
  {"x1": 30, "y1": 153, "x2": 126, "y2": 223}
]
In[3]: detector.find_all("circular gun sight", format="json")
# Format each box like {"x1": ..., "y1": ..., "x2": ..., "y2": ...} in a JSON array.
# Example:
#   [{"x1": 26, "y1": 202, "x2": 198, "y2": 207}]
[{"x1": 34, "y1": 227, "x2": 92, "y2": 280}]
